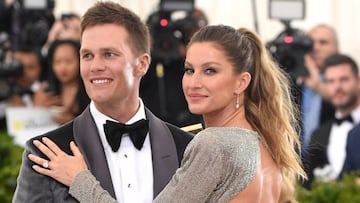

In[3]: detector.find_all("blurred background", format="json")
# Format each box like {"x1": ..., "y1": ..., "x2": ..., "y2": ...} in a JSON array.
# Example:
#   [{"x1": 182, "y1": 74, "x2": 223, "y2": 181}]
[{"x1": 53, "y1": 0, "x2": 360, "y2": 61}]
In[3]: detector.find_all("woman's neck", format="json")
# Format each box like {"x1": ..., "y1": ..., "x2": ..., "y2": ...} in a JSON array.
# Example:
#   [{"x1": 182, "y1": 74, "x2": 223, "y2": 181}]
[{"x1": 203, "y1": 107, "x2": 252, "y2": 130}]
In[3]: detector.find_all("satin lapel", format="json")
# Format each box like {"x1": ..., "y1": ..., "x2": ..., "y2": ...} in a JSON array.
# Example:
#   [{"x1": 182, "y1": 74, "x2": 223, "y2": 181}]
[
  {"x1": 145, "y1": 108, "x2": 179, "y2": 196},
  {"x1": 73, "y1": 106, "x2": 116, "y2": 198}
]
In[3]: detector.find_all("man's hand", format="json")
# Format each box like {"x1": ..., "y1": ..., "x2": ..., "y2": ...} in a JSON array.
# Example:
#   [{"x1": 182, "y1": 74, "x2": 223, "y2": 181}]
[{"x1": 297, "y1": 54, "x2": 329, "y2": 100}]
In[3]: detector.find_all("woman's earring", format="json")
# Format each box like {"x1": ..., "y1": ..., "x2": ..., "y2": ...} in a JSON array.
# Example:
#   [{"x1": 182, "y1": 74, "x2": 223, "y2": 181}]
[{"x1": 235, "y1": 93, "x2": 240, "y2": 109}]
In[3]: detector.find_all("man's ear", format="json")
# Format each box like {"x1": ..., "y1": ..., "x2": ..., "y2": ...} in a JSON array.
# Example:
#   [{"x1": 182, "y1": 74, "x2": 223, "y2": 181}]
[
  {"x1": 235, "y1": 71, "x2": 251, "y2": 93},
  {"x1": 135, "y1": 53, "x2": 151, "y2": 77}
]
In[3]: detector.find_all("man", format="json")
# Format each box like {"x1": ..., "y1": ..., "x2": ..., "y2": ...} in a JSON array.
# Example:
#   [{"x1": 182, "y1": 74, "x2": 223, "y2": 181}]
[
  {"x1": 0, "y1": 47, "x2": 58, "y2": 129},
  {"x1": 12, "y1": 2, "x2": 193, "y2": 203},
  {"x1": 303, "y1": 54, "x2": 360, "y2": 189},
  {"x1": 140, "y1": 8, "x2": 207, "y2": 127},
  {"x1": 5, "y1": 47, "x2": 58, "y2": 107},
  {"x1": 300, "y1": 24, "x2": 337, "y2": 151}
]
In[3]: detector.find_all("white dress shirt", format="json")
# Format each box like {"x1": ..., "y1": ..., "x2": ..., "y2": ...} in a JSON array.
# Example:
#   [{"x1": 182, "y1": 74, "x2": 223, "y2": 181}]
[
  {"x1": 90, "y1": 99, "x2": 154, "y2": 203},
  {"x1": 327, "y1": 105, "x2": 360, "y2": 180}
]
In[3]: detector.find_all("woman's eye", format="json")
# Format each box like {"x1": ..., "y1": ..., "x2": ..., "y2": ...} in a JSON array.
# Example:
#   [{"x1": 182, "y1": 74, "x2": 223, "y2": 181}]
[
  {"x1": 205, "y1": 68, "x2": 216, "y2": 74},
  {"x1": 184, "y1": 67, "x2": 194, "y2": 74}
]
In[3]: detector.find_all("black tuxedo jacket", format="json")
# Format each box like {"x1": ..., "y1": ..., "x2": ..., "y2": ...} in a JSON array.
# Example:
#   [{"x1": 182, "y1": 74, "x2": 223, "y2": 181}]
[
  {"x1": 341, "y1": 123, "x2": 360, "y2": 176},
  {"x1": 302, "y1": 119, "x2": 334, "y2": 189},
  {"x1": 12, "y1": 106, "x2": 193, "y2": 203}
]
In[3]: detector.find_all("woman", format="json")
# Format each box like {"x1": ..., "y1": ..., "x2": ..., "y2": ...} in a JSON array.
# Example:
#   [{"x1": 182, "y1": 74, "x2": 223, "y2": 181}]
[
  {"x1": 29, "y1": 25, "x2": 305, "y2": 202},
  {"x1": 45, "y1": 39, "x2": 90, "y2": 124}
]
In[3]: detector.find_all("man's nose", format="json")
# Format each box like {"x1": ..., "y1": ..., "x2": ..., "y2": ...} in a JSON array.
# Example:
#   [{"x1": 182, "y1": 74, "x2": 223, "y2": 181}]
[{"x1": 90, "y1": 56, "x2": 106, "y2": 71}]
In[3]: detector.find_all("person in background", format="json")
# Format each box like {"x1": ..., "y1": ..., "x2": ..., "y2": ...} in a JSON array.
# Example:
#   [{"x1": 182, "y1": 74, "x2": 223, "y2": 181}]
[
  {"x1": 40, "y1": 13, "x2": 81, "y2": 81},
  {"x1": 140, "y1": 8, "x2": 207, "y2": 127},
  {"x1": 27, "y1": 25, "x2": 306, "y2": 203},
  {"x1": 302, "y1": 54, "x2": 360, "y2": 189},
  {"x1": 42, "y1": 13, "x2": 81, "y2": 56},
  {"x1": 45, "y1": 39, "x2": 90, "y2": 125},
  {"x1": 0, "y1": 46, "x2": 60, "y2": 130},
  {"x1": 299, "y1": 24, "x2": 337, "y2": 153},
  {"x1": 5, "y1": 47, "x2": 59, "y2": 108},
  {"x1": 12, "y1": 2, "x2": 193, "y2": 203}
]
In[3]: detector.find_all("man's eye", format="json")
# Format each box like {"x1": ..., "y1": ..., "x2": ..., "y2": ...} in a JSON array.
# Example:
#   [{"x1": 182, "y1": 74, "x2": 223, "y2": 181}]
[{"x1": 105, "y1": 52, "x2": 115, "y2": 57}]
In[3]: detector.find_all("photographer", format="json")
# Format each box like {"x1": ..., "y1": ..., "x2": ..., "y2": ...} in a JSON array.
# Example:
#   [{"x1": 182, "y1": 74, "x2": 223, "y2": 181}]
[
  {"x1": 140, "y1": 7, "x2": 207, "y2": 127},
  {"x1": 300, "y1": 24, "x2": 337, "y2": 153},
  {"x1": 4, "y1": 47, "x2": 60, "y2": 108},
  {"x1": 41, "y1": 13, "x2": 81, "y2": 56},
  {"x1": 0, "y1": 45, "x2": 59, "y2": 130}
]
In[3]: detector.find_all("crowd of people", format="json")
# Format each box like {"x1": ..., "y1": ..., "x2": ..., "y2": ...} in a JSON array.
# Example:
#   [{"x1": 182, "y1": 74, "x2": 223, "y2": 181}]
[
  {"x1": 296, "y1": 25, "x2": 360, "y2": 188},
  {"x1": 0, "y1": 0, "x2": 205, "y2": 130},
  {"x1": 0, "y1": 3, "x2": 88, "y2": 128},
  {"x1": 0, "y1": 0, "x2": 358, "y2": 202}
]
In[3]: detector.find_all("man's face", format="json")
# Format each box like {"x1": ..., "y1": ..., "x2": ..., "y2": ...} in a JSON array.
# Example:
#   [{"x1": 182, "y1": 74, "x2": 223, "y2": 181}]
[
  {"x1": 308, "y1": 26, "x2": 338, "y2": 69},
  {"x1": 80, "y1": 23, "x2": 141, "y2": 108},
  {"x1": 325, "y1": 63, "x2": 359, "y2": 110},
  {"x1": 13, "y1": 52, "x2": 41, "y2": 89}
]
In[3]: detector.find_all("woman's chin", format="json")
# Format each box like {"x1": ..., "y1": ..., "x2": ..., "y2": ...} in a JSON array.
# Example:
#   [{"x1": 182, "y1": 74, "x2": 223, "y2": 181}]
[{"x1": 188, "y1": 107, "x2": 205, "y2": 115}]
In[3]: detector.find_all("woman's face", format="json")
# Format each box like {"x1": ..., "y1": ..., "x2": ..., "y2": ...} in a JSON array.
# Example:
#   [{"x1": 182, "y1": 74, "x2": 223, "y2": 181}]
[
  {"x1": 52, "y1": 44, "x2": 80, "y2": 85},
  {"x1": 183, "y1": 42, "x2": 240, "y2": 116}
]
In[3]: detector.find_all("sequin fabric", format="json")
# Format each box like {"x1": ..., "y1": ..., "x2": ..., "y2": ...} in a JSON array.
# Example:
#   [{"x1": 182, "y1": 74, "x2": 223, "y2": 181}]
[{"x1": 154, "y1": 127, "x2": 260, "y2": 203}]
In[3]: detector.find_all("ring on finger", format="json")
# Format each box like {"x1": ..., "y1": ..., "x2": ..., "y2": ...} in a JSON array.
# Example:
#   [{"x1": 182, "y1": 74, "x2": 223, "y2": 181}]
[{"x1": 42, "y1": 161, "x2": 49, "y2": 169}]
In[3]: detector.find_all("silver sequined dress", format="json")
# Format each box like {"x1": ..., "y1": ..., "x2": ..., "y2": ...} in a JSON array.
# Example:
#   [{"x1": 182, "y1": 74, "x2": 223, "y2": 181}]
[
  {"x1": 153, "y1": 127, "x2": 260, "y2": 203},
  {"x1": 69, "y1": 127, "x2": 261, "y2": 203}
]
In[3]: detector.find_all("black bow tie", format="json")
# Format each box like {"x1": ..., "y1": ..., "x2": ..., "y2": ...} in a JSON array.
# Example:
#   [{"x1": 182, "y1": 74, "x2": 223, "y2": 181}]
[
  {"x1": 334, "y1": 114, "x2": 354, "y2": 125},
  {"x1": 103, "y1": 119, "x2": 149, "y2": 152}
]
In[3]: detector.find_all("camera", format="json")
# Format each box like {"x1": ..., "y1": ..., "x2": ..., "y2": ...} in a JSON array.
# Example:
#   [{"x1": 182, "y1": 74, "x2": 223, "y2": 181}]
[
  {"x1": 10, "y1": 0, "x2": 55, "y2": 51},
  {"x1": 267, "y1": 27, "x2": 313, "y2": 78},
  {"x1": 147, "y1": 0, "x2": 196, "y2": 64},
  {"x1": 266, "y1": 0, "x2": 313, "y2": 79},
  {"x1": 0, "y1": 32, "x2": 23, "y2": 101}
]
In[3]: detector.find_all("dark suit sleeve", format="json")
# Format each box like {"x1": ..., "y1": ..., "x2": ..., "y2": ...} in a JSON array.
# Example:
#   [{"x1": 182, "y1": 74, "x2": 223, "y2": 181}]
[
  {"x1": 166, "y1": 123, "x2": 194, "y2": 164},
  {"x1": 12, "y1": 140, "x2": 54, "y2": 203},
  {"x1": 340, "y1": 125, "x2": 360, "y2": 178},
  {"x1": 302, "y1": 124, "x2": 331, "y2": 189},
  {"x1": 340, "y1": 139, "x2": 352, "y2": 178},
  {"x1": 12, "y1": 123, "x2": 77, "y2": 203}
]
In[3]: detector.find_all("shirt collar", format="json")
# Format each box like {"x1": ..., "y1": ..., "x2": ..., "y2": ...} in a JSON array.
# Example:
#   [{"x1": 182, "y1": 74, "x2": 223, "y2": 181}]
[
  {"x1": 335, "y1": 105, "x2": 360, "y2": 124},
  {"x1": 90, "y1": 98, "x2": 147, "y2": 151},
  {"x1": 90, "y1": 98, "x2": 146, "y2": 125}
]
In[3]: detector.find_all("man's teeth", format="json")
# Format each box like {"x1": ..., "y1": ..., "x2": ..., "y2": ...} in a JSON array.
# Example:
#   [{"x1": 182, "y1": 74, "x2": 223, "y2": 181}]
[{"x1": 92, "y1": 79, "x2": 111, "y2": 84}]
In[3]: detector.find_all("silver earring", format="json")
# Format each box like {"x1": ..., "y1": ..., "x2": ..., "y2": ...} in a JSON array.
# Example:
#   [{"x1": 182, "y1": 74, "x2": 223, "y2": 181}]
[{"x1": 235, "y1": 93, "x2": 240, "y2": 109}]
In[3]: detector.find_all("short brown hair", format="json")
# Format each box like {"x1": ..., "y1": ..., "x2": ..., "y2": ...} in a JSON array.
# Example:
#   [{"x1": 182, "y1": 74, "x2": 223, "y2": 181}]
[{"x1": 81, "y1": 1, "x2": 151, "y2": 56}]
